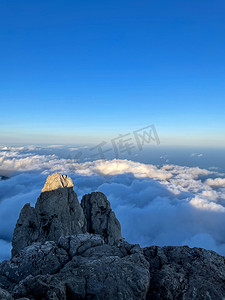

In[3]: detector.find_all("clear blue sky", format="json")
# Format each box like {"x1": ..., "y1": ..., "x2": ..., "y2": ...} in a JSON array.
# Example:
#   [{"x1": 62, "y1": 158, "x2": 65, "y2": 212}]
[{"x1": 0, "y1": 0, "x2": 225, "y2": 146}]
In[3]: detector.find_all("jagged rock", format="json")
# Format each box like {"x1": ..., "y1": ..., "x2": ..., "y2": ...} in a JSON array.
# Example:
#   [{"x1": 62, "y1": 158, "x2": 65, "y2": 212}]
[
  {"x1": 54, "y1": 248, "x2": 149, "y2": 300},
  {"x1": 12, "y1": 173, "x2": 86, "y2": 257},
  {"x1": 81, "y1": 192, "x2": 122, "y2": 245},
  {"x1": 0, "y1": 241, "x2": 69, "y2": 283},
  {"x1": 0, "y1": 234, "x2": 150, "y2": 300},
  {"x1": 144, "y1": 245, "x2": 225, "y2": 299}
]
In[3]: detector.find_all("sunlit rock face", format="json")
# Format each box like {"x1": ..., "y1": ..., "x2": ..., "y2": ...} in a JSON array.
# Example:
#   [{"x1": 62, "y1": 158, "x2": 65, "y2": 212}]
[
  {"x1": 42, "y1": 173, "x2": 73, "y2": 192},
  {"x1": 12, "y1": 173, "x2": 86, "y2": 256}
]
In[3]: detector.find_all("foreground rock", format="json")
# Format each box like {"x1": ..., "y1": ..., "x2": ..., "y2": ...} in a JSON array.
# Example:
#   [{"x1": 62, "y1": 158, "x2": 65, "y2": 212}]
[
  {"x1": 0, "y1": 234, "x2": 150, "y2": 299},
  {"x1": 144, "y1": 246, "x2": 225, "y2": 299},
  {"x1": 2, "y1": 238, "x2": 225, "y2": 299},
  {"x1": 81, "y1": 192, "x2": 122, "y2": 245},
  {"x1": 12, "y1": 173, "x2": 87, "y2": 256}
]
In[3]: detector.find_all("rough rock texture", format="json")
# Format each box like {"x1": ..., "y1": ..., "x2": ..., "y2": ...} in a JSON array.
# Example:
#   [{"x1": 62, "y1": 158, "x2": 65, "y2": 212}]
[
  {"x1": 2, "y1": 173, "x2": 225, "y2": 299},
  {"x1": 12, "y1": 173, "x2": 86, "y2": 257},
  {"x1": 3, "y1": 238, "x2": 225, "y2": 300},
  {"x1": 42, "y1": 173, "x2": 73, "y2": 192},
  {"x1": 0, "y1": 241, "x2": 69, "y2": 283},
  {"x1": 144, "y1": 245, "x2": 225, "y2": 299},
  {"x1": 0, "y1": 287, "x2": 13, "y2": 300},
  {"x1": 81, "y1": 192, "x2": 122, "y2": 245},
  {"x1": 0, "y1": 234, "x2": 150, "y2": 300}
]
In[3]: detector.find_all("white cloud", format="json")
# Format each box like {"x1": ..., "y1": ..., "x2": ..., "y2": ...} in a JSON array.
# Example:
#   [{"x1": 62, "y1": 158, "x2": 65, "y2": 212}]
[
  {"x1": 206, "y1": 177, "x2": 225, "y2": 188},
  {"x1": 190, "y1": 196, "x2": 225, "y2": 212},
  {"x1": 191, "y1": 153, "x2": 203, "y2": 157},
  {"x1": 208, "y1": 166, "x2": 218, "y2": 170}
]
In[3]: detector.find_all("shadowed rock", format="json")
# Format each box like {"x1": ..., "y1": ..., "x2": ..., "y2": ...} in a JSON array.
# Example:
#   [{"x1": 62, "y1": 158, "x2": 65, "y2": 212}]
[
  {"x1": 144, "y1": 245, "x2": 225, "y2": 299},
  {"x1": 12, "y1": 173, "x2": 86, "y2": 257},
  {"x1": 0, "y1": 287, "x2": 13, "y2": 300},
  {"x1": 81, "y1": 192, "x2": 122, "y2": 245},
  {"x1": 1, "y1": 234, "x2": 150, "y2": 300}
]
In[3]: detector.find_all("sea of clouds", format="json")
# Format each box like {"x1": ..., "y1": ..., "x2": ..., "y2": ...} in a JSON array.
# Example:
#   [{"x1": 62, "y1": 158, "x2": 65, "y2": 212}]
[{"x1": 1, "y1": 145, "x2": 225, "y2": 261}]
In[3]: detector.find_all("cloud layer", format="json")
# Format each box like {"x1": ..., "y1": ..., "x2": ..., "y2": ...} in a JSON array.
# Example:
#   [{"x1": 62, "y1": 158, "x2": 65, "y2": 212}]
[{"x1": 1, "y1": 146, "x2": 225, "y2": 261}]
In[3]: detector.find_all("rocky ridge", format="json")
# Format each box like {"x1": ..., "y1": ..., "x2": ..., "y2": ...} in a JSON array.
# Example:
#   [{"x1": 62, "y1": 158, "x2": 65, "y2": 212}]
[{"x1": 0, "y1": 173, "x2": 225, "y2": 299}]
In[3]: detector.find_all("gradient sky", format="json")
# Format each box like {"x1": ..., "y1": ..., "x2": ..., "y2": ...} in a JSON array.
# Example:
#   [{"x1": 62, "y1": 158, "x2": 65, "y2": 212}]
[{"x1": 0, "y1": 0, "x2": 225, "y2": 146}]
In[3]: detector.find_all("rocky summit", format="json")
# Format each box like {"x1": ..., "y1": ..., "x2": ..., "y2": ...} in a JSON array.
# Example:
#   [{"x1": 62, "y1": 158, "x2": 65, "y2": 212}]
[
  {"x1": 11, "y1": 173, "x2": 87, "y2": 257},
  {"x1": 1, "y1": 173, "x2": 225, "y2": 299}
]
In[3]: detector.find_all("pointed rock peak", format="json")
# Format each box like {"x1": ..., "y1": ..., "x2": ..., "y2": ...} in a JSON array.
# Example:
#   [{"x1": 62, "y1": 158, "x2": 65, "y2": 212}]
[
  {"x1": 12, "y1": 173, "x2": 86, "y2": 257},
  {"x1": 81, "y1": 192, "x2": 122, "y2": 246},
  {"x1": 42, "y1": 173, "x2": 73, "y2": 192}
]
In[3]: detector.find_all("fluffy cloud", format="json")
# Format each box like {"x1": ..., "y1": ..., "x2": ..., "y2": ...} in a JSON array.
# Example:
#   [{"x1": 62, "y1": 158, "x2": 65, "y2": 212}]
[
  {"x1": 190, "y1": 195, "x2": 225, "y2": 212},
  {"x1": 1, "y1": 146, "x2": 225, "y2": 261},
  {"x1": 206, "y1": 177, "x2": 225, "y2": 188}
]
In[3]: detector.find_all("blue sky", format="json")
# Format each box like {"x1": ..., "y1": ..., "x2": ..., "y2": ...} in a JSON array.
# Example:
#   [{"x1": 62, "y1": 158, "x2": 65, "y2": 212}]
[{"x1": 0, "y1": 0, "x2": 225, "y2": 146}]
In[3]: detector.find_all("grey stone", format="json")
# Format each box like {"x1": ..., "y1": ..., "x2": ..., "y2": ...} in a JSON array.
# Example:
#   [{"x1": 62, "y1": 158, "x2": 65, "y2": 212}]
[
  {"x1": 55, "y1": 251, "x2": 150, "y2": 300},
  {"x1": 58, "y1": 233, "x2": 104, "y2": 257},
  {"x1": 12, "y1": 275, "x2": 66, "y2": 300},
  {"x1": 81, "y1": 192, "x2": 122, "y2": 245},
  {"x1": 144, "y1": 245, "x2": 225, "y2": 299},
  {"x1": 12, "y1": 173, "x2": 86, "y2": 256},
  {"x1": 0, "y1": 241, "x2": 69, "y2": 283},
  {"x1": 8, "y1": 234, "x2": 149, "y2": 300}
]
